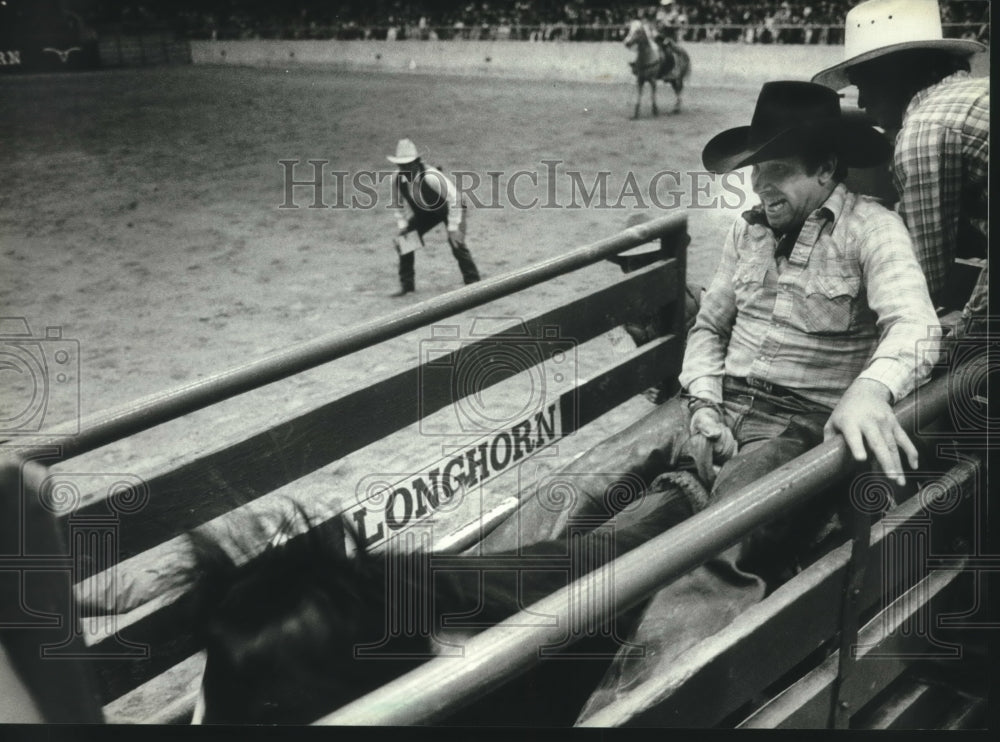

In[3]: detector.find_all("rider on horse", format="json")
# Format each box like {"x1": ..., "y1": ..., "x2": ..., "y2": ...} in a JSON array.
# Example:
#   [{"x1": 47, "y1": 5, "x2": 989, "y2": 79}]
[
  {"x1": 625, "y1": 9, "x2": 690, "y2": 117},
  {"x1": 650, "y1": 7, "x2": 679, "y2": 78},
  {"x1": 627, "y1": 8, "x2": 677, "y2": 80}
]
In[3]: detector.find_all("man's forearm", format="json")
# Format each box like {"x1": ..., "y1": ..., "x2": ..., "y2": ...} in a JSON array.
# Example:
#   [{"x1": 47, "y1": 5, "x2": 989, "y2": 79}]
[
  {"x1": 858, "y1": 214, "x2": 942, "y2": 401},
  {"x1": 679, "y1": 319, "x2": 731, "y2": 402},
  {"x1": 684, "y1": 375, "x2": 723, "y2": 403}
]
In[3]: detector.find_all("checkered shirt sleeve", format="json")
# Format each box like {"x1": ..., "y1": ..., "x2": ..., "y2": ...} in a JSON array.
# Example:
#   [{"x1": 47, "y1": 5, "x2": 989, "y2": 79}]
[
  {"x1": 679, "y1": 220, "x2": 739, "y2": 403},
  {"x1": 893, "y1": 74, "x2": 990, "y2": 306},
  {"x1": 853, "y1": 207, "x2": 941, "y2": 402}
]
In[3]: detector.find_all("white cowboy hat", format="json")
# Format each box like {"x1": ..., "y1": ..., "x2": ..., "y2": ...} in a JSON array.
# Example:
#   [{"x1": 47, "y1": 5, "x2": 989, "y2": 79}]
[
  {"x1": 812, "y1": 0, "x2": 986, "y2": 90},
  {"x1": 386, "y1": 138, "x2": 421, "y2": 164}
]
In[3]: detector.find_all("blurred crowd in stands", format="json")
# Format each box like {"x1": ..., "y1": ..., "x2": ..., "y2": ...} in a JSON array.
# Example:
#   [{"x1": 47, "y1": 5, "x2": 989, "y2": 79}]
[{"x1": 89, "y1": 0, "x2": 990, "y2": 44}]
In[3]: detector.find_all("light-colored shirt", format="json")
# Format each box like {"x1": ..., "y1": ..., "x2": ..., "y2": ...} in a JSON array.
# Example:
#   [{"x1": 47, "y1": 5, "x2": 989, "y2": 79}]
[
  {"x1": 893, "y1": 71, "x2": 989, "y2": 314},
  {"x1": 680, "y1": 183, "x2": 940, "y2": 409},
  {"x1": 392, "y1": 164, "x2": 464, "y2": 232}
]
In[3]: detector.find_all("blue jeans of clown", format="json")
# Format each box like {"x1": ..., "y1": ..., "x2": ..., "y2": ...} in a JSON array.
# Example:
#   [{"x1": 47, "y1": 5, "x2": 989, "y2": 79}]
[{"x1": 472, "y1": 377, "x2": 839, "y2": 722}]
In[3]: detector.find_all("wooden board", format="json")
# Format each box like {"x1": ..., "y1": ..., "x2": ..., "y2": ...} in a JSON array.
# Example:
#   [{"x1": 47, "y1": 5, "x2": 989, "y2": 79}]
[
  {"x1": 59, "y1": 259, "x2": 680, "y2": 574},
  {"x1": 0, "y1": 460, "x2": 104, "y2": 722},
  {"x1": 87, "y1": 332, "x2": 681, "y2": 705},
  {"x1": 577, "y1": 458, "x2": 979, "y2": 728}
]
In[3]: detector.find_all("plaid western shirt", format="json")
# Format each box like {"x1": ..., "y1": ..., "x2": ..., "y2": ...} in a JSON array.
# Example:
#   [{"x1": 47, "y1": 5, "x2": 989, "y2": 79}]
[
  {"x1": 680, "y1": 183, "x2": 940, "y2": 410},
  {"x1": 893, "y1": 72, "x2": 989, "y2": 314}
]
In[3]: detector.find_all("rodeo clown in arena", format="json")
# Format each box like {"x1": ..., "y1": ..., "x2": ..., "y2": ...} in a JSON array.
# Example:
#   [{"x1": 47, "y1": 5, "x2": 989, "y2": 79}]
[
  {"x1": 812, "y1": 0, "x2": 989, "y2": 336},
  {"x1": 475, "y1": 80, "x2": 942, "y2": 722},
  {"x1": 387, "y1": 138, "x2": 481, "y2": 296}
]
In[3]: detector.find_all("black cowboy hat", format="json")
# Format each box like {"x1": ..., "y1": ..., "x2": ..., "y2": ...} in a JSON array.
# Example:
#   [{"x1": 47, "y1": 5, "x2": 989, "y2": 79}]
[{"x1": 701, "y1": 81, "x2": 890, "y2": 173}]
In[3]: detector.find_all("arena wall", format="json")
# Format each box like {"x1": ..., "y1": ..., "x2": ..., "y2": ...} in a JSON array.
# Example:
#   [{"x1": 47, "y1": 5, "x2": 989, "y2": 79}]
[{"x1": 189, "y1": 40, "x2": 989, "y2": 87}]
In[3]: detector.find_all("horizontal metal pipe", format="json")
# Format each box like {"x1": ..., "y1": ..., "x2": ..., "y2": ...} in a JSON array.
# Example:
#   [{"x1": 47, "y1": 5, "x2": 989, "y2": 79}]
[
  {"x1": 4, "y1": 214, "x2": 687, "y2": 465},
  {"x1": 316, "y1": 372, "x2": 953, "y2": 725}
]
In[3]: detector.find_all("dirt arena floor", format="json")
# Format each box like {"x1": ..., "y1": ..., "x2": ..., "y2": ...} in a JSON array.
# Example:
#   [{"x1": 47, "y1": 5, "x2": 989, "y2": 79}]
[
  {"x1": 1, "y1": 65, "x2": 763, "y2": 718},
  {"x1": 2, "y1": 65, "x2": 754, "y2": 423},
  {"x1": 2, "y1": 65, "x2": 758, "y2": 490}
]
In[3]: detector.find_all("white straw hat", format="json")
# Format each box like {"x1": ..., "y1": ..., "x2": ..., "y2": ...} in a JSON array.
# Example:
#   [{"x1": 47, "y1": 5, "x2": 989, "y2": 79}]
[
  {"x1": 386, "y1": 138, "x2": 422, "y2": 164},
  {"x1": 812, "y1": 0, "x2": 985, "y2": 90}
]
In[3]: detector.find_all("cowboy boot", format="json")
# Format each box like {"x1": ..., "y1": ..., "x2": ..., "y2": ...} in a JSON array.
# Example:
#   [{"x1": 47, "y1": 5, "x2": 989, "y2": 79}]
[
  {"x1": 449, "y1": 239, "x2": 481, "y2": 284},
  {"x1": 391, "y1": 252, "x2": 415, "y2": 296}
]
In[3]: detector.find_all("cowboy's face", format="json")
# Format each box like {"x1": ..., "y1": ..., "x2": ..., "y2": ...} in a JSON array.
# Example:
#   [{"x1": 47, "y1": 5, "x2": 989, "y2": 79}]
[
  {"x1": 397, "y1": 159, "x2": 421, "y2": 177},
  {"x1": 751, "y1": 154, "x2": 836, "y2": 233},
  {"x1": 848, "y1": 57, "x2": 911, "y2": 130}
]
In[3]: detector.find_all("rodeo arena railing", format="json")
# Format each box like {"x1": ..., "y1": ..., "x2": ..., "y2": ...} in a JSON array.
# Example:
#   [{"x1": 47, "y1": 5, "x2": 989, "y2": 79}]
[
  {"x1": 186, "y1": 22, "x2": 989, "y2": 44},
  {"x1": 0, "y1": 212, "x2": 989, "y2": 727},
  {"x1": 304, "y1": 231, "x2": 983, "y2": 724},
  {"x1": 314, "y1": 361, "x2": 982, "y2": 725},
  {"x1": 0, "y1": 213, "x2": 684, "y2": 463},
  {"x1": 0, "y1": 214, "x2": 687, "y2": 724},
  {"x1": 92, "y1": 24, "x2": 192, "y2": 67}
]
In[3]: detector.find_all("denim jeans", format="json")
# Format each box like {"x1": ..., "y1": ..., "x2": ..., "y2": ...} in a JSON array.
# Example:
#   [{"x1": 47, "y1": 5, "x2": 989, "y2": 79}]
[
  {"x1": 470, "y1": 377, "x2": 840, "y2": 723},
  {"x1": 576, "y1": 379, "x2": 842, "y2": 723},
  {"x1": 402, "y1": 207, "x2": 480, "y2": 285},
  {"x1": 476, "y1": 377, "x2": 832, "y2": 553}
]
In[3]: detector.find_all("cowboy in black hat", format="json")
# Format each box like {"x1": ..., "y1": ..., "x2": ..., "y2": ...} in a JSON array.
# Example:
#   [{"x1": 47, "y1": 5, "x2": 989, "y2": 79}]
[
  {"x1": 483, "y1": 79, "x2": 938, "y2": 547},
  {"x1": 474, "y1": 82, "x2": 941, "y2": 722}
]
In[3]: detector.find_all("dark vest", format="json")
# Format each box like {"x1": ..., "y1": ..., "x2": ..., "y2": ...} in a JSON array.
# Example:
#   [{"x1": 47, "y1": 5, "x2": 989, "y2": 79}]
[{"x1": 399, "y1": 166, "x2": 449, "y2": 217}]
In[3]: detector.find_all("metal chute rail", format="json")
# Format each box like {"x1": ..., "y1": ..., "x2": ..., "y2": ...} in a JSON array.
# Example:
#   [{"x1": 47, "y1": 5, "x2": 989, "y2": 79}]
[
  {"x1": 0, "y1": 214, "x2": 690, "y2": 724},
  {"x1": 316, "y1": 360, "x2": 988, "y2": 728}
]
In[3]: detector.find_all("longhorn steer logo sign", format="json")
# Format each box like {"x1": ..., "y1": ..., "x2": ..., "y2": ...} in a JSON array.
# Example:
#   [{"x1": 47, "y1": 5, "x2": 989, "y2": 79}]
[{"x1": 43, "y1": 47, "x2": 81, "y2": 63}]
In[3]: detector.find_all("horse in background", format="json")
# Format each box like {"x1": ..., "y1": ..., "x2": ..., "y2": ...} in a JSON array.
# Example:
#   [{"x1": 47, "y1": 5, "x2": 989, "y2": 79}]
[{"x1": 623, "y1": 19, "x2": 691, "y2": 118}]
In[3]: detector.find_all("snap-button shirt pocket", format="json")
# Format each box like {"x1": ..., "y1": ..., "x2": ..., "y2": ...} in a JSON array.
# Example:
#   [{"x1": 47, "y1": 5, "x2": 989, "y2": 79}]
[
  {"x1": 793, "y1": 273, "x2": 861, "y2": 334},
  {"x1": 732, "y1": 259, "x2": 769, "y2": 310}
]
